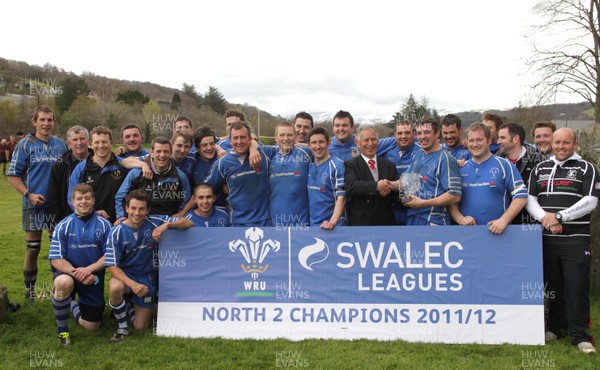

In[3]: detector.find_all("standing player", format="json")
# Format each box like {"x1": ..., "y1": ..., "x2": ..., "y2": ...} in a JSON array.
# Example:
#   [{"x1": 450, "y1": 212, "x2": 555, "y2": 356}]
[
  {"x1": 307, "y1": 127, "x2": 346, "y2": 229},
  {"x1": 184, "y1": 184, "x2": 230, "y2": 227},
  {"x1": 294, "y1": 111, "x2": 314, "y2": 144},
  {"x1": 497, "y1": 122, "x2": 543, "y2": 224},
  {"x1": 448, "y1": 123, "x2": 527, "y2": 233},
  {"x1": 173, "y1": 116, "x2": 196, "y2": 154},
  {"x1": 105, "y1": 190, "x2": 192, "y2": 342},
  {"x1": 329, "y1": 110, "x2": 359, "y2": 161},
  {"x1": 377, "y1": 121, "x2": 419, "y2": 225},
  {"x1": 481, "y1": 113, "x2": 503, "y2": 154},
  {"x1": 171, "y1": 130, "x2": 196, "y2": 184},
  {"x1": 400, "y1": 118, "x2": 461, "y2": 226},
  {"x1": 68, "y1": 126, "x2": 126, "y2": 223},
  {"x1": 261, "y1": 121, "x2": 312, "y2": 228},
  {"x1": 532, "y1": 121, "x2": 556, "y2": 159},
  {"x1": 49, "y1": 184, "x2": 112, "y2": 346},
  {"x1": 217, "y1": 109, "x2": 245, "y2": 151},
  {"x1": 0, "y1": 138, "x2": 7, "y2": 175},
  {"x1": 441, "y1": 114, "x2": 470, "y2": 161},
  {"x1": 7, "y1": 105, "x2": 68, "y2": 303},
  {"x1": 206, "y1": 122, "x2": 270, "y2": 227},
  {"x1": 526, "y1": 128, "x2": 599, "y2": 354},
  {"x1": 115, "y1": 137, "x2": 191, "y2": 221},
  {"x1": 115, "y1": 124, "x2": 149, "y2": 159},
  {"x1": 48, "y1": 125, "x2": 91, "y2": 228}
]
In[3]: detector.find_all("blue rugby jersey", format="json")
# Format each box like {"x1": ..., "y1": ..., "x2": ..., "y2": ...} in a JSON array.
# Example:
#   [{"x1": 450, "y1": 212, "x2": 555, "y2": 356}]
[
  {"x1": 217, "y1": 138, "x2": 232, "y2": 152},
  {"x1": 205, "y1": 150, "x2": 270, "y2": 225},
  {"x1": 184, "y1": 207, "x2": 230, "y2": 227},
  {"x1": 377, "y1": 137, "x2": 419, "y2": 177},
  {"x1": 191, "y1": 154, "x2": 225, "y2": 207},
  {"x1": 262, "y1": 146, "x2": 312, "y2": 227},
  {"x1": 307, "y1": 156, "x2": 346, "y2": 225},
  {"x1": 458, "y1": 155, "x2": 527, "y2": 225},
  {"x1": 49, "y1": 213, "x2": 112, "y2": 267},
  {"x1": 104, "y1": 215, "x2": 171, "y2": 275},
  {"x1": 118, "y1": 148, "x2": 150, "y2": 159},
  {"x1": 406, "y1": 148, "x2": 462, "y2": 225},
  {"x1": 174, "y1": 155, "x2": 196, "y2": 185},
  {"x1": 8, "y1": 133, "x2": 67, "y2": 209},
  {"x1": 329, "y1": 135, "x2": 359, "y2": 162},
  {"x1": 191, "y1": 153, "x2": 218, "y2": 186},
  {"x1": 447, "y1": 144, "x2": 471, "y2": 161},
  {"x1": 377, "y1": 137, "x2": 419, "y2": 225},
  {"x1": 490, "y1": 142, "x2": 500, "y2": 155}
]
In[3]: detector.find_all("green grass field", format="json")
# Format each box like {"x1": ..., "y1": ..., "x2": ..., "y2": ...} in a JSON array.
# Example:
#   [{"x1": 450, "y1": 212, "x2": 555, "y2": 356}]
[{"x1": 1, "y1": 175, "x2": 599, "y2": 369}]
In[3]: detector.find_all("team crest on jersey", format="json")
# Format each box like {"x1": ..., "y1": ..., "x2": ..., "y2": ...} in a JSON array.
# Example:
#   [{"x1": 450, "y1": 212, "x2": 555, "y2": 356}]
[
  {"x1": 566, "y1": 169, "x2": 577, "y2": 179},
  {"x1": 489, "y1": 168, "x2": 499, "y2": 177},
  {"x1": 95, "y1": 229, "x2": 104, "y2": 243},
  {"x1": 229, "y1": 227, "x2": 280, "y2": 280},
  {"x1": 111, "y1": 170, "x2": 122, "y2": 180},
  {"x1": 595, "y1": 182, "x2": 600, "y2": 190},
  {"x1": 86, "y1": 175, "x2": 93, "y2": 183},
  {"x1": 144, "y1": 229, "x2": 154, "y2": 248},
  {"x1": 351, "y1": 147, "x2": 360, "y2": 157}
]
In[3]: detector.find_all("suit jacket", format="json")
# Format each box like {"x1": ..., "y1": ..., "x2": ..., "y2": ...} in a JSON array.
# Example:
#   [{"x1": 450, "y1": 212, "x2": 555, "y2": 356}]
[{"x1": 344, "y1": 155, "x2": 398, "y2": 226}]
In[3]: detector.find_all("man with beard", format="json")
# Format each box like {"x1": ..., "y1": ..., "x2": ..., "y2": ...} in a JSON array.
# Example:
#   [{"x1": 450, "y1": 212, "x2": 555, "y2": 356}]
[
  {"x1": 441, "y1": 114, "x2": 470, "y2": 161},
  {"x1": 497, "y1": 122, "x2": 543, "y2": 224}
]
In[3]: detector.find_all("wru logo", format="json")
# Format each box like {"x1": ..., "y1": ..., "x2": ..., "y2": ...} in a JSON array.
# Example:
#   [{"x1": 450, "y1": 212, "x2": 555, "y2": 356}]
[{"x1": 229, "y1": 228, "x2": 280, "y2": 280}]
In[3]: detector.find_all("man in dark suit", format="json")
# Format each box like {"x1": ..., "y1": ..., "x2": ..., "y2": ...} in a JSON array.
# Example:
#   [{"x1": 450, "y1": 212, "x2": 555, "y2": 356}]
[{"x1": 345, "y1": 125, "x2": 399, "y2": 226}]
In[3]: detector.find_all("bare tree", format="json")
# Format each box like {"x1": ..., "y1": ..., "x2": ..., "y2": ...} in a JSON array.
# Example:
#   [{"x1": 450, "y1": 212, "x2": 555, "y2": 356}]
[{"x1": 528, "y1": 0, "x2": 600, "y2": 123}]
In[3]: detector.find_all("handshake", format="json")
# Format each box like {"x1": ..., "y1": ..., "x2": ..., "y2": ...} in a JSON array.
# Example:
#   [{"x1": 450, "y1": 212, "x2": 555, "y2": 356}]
[{"x1": 376, "y1": 179, "x2": 399, "y2": 197}]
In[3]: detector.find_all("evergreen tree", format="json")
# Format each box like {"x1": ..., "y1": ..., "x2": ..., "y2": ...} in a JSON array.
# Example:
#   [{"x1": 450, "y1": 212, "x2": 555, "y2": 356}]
[
  {"x1": 55, "y1": 76, "x2": 90, "y2": 114},
  {"x1": 204, "y1": 86, "x2": 227, "y2": 115},
  {"x1": 116, "y1": 89, "x2": 150, "y2": 105},
  {"x1": 170, "y1": 92, "x2": 181, "y2": 110}
]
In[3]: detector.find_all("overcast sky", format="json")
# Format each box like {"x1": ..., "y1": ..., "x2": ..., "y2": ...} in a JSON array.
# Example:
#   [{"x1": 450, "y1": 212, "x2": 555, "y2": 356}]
[{"x1": 1, "y1": 0, "x2": 578, "y2": 121}]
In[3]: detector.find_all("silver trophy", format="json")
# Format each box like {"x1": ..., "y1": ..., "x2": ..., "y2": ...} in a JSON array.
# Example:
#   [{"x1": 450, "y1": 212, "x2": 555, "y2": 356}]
[{"x1": 399, "y1": 172, "x2": 421, "y2": 202}]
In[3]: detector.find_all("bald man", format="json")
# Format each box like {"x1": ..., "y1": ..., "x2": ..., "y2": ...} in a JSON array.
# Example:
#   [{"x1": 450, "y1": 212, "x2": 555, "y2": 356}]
[{"x1": 527, "y1": 128, "x2": 600, "y2": 354}]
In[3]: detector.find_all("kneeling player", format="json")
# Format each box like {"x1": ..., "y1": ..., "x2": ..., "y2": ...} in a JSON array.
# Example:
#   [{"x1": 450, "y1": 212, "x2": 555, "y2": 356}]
[
  {"x1": 104, "y1": 190, "x2": 192, "y2": 342},
  {"x1": 184, "y1": 183, "x2": 230, "y2": 227},
  {"x1": 49, "y1": 184, "x2": 112, "y2": 347}
]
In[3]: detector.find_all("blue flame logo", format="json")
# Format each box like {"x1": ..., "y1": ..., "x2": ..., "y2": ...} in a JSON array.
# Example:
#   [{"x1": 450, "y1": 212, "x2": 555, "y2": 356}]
[{"x1": 298, "y1": 238, "x2": 329, "y2": 271}]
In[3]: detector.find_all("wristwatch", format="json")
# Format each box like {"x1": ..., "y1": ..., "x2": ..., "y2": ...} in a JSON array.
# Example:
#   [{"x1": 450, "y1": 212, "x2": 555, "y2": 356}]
[{"x1": 555, "y1": 212, "x2": 563, "y2": 223}]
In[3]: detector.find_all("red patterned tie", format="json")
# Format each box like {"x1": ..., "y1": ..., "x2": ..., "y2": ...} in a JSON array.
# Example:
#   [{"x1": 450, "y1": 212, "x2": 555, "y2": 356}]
[{"x1": 368, "y1": 159, "x2": 376, "y2": 171}]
